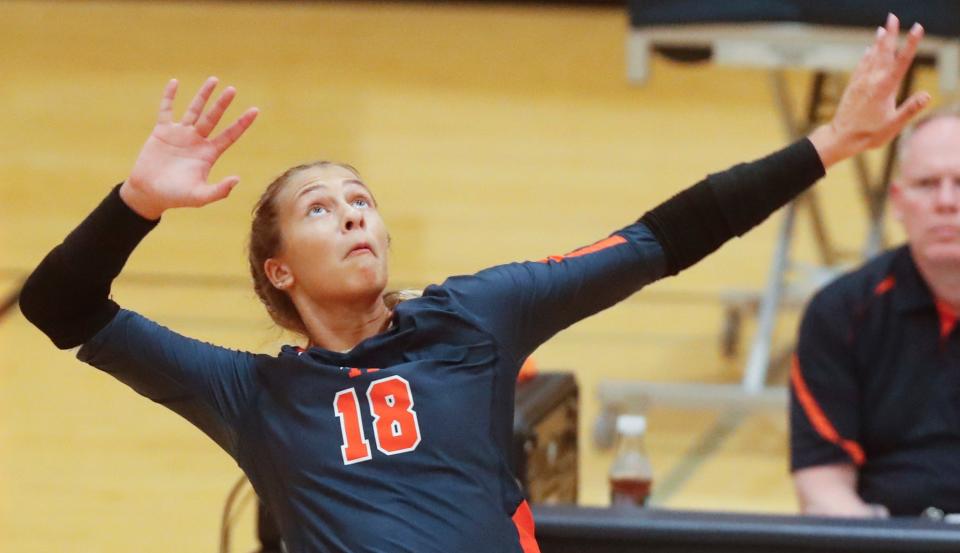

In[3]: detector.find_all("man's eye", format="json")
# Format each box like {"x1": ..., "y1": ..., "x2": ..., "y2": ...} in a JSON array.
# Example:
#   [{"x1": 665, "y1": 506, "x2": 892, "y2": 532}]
[
  {"x1": 352, "y1": 198, "x2": 370, "y2": 209},
  {"x1": 308, "y1": 205, "x2": 328, "y2": 216}
]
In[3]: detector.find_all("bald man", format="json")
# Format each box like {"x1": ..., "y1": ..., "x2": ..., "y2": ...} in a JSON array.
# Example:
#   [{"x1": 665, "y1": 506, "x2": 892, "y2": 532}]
[{"x1": 790, "y1": 106, "x2": 960, "y2": 518}]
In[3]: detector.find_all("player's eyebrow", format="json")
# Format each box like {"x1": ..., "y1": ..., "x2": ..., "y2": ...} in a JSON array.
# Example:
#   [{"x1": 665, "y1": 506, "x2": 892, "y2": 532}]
[
  {"x1": 295, "y1": 183, "x2": 329, "y2": 200},
  {"x1": 294, "y1": 179, "x2": 377, "y2": 208},
  {"x1": 343, "y1": 179, "x2": 377, "y2": 205}
]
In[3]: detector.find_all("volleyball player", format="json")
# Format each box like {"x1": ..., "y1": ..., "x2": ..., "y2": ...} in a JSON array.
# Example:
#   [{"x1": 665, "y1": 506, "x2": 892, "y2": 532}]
[{"x1": 20, "y1": 14, "x2": 926, "y2": 553}]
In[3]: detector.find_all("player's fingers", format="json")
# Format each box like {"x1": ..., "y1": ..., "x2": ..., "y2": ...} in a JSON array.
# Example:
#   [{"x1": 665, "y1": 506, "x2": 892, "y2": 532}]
[
  {"x1": 850, "y1": 43, "x2": 875, "y2": 83},
  {"x1": 860, "y1": 15, "x2": 897, "y2": 78},
  {"x1": 889, "y1": 23, "x2": 924, "y2": 87},
  {"x1": 195, "y1": 86, "x2": 236, "y2": 138},
  {"x1": 852, "y1": 23, "x2": 888, "y2": 82},
  {"x1": 181, "y1": 76, "x2": 219, "y2": 126},
  {"x1": 880, "y1": 13, "x2": 900, "y2": 54},
  {"x1": 210, "y1": 107, "x2": 259, "y2": 155},
  {"x1": 157, "y1": 79, "x2": 178, "y2": 124}
]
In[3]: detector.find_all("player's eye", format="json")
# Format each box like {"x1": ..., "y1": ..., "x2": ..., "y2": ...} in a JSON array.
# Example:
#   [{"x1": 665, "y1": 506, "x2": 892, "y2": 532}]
[
  {"x1": 308, "y1": 204, "x2": 329, "y2": 217},
  {"x1": 351, "y1": 198, "x2": 370, "y2": 209}
]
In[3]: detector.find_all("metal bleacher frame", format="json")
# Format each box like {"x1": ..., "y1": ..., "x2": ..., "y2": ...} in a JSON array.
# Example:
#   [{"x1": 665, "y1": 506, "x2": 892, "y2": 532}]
[{"x1": 595, "y1": 17, "x2": 960, "y2": 502}]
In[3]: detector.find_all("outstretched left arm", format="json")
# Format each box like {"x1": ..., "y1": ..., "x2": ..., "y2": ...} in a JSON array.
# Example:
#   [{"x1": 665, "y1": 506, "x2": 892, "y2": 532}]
[
  {"x1": 443, "y1": 15, "x2": 928, "y2": 369},
  {"x1": 443, "y1": 137, "x2": 821, "y2": 367}
]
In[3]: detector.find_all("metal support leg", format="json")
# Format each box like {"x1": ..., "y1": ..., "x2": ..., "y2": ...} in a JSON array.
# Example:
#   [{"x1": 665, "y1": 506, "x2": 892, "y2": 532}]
[
  {"x1": 742, "y1": 202, "x2": 797, "y2": 394},
  {"x1": 739, "y1": 70, "x2": 805, "y2": 394},
  {"x1": 626, "y1": 31, "x2": 651, "y2": 84}
]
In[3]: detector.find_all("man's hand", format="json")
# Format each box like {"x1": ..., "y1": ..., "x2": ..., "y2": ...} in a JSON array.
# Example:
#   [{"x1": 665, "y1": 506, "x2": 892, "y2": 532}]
[{"x1": 794, "y1": 463, "x2": 890, "y2": 518}]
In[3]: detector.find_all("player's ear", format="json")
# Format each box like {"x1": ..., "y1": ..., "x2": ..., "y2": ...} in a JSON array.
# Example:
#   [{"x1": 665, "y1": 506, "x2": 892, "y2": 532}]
[{"x1": 264, "y1": 258, "x2": 294, "y2": 290}]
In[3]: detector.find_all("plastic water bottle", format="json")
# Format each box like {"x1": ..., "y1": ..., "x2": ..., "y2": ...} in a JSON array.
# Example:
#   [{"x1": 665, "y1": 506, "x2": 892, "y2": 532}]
[{"x1": 609, "y1": 414, "x2": 653, "y2": 507}]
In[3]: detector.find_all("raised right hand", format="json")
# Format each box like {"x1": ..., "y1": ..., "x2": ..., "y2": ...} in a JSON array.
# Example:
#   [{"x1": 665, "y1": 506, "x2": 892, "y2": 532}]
[
  {"x1": 809, "y1": 14, "x2": 929, "y2": 169},
  {"x1": 120, "y1": 77, "x2": 259, "y2": 220}
]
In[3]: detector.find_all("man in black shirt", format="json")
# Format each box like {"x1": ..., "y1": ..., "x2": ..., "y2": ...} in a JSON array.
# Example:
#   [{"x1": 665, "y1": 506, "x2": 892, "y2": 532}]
[{"x1": 791, "y1": 104, "x2": 960, "y2": 517}]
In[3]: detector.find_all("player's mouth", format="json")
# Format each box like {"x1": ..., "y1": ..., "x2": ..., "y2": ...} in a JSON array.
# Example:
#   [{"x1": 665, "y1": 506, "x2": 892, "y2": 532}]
[{"x1": 347, "y1": 242, "x2": 375, "y2": 258}]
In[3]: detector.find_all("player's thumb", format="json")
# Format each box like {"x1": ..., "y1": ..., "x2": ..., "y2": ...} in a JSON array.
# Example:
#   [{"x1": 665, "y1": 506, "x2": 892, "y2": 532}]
[
  {"x1": 891, "y1": 92, "x2": 931, "y2": 134},
  {"x1": 193, "y1": 176, "x2": 240, "y2": 206}
]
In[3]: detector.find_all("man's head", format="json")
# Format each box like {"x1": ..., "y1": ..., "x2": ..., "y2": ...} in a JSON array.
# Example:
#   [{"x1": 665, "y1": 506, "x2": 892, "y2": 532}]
[{"x1": 890, "y1": 105, "x2": 960, "y2": 265}]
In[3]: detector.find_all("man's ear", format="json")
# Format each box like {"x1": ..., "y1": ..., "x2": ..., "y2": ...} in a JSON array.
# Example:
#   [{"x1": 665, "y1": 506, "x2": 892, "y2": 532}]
[
  {"x1": 889, "y1": 180, "x2": 905, "y2": 221},
  {"x1": 265, "y1": 258, "x2": 294, "y2": 290}
]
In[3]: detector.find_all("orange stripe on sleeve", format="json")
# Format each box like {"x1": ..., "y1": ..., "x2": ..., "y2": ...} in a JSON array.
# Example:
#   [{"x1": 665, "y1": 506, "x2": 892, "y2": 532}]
[
  {"x1": 537, "y1": 235, "x2": 627, "y2": 264},
  {"x1": 511, "y1": 500, "x2": 541, "y2": 553},
  {"x1": 790, "y1": 355, "x2": 865, "y2": 466},
  {"x1": 517, "y1": 356, "x2": 538, "y2": 383}
]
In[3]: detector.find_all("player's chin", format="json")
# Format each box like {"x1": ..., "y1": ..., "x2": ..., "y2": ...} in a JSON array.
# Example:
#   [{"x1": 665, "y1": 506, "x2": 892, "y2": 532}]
[
  {"x1": 344, "y1": 264, "x2": 388, "y2": 295},
  {"x1": 348, "y1": 255, "x2": 386, "y2": 276}
]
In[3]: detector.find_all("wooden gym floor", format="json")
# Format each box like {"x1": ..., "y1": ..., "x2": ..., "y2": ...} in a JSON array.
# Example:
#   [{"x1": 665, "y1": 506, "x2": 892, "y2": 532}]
[{"x1": 0, "y1": 1, "x2": 939, "y2": 551}]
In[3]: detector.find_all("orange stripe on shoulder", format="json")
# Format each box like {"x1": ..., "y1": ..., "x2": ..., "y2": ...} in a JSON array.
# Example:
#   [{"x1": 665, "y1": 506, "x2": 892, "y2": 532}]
[
  {"x1": 511, "y1": 500, "x2": 541, "y2": 553},
  {"x1": 790, "y1": 355, "x2": 865, "y2": 466},
  {"x1": 537, "y1": 235, "x2": 627, "y2": 264},
  {"x1": 874, "y1": 275, "x2": 895, "y2": 296}
]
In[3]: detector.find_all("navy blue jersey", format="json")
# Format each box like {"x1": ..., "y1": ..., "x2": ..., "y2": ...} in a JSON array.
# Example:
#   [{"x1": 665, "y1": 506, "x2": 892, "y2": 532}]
[{"x1": 76, "y1": 223, "x2": 665, "y2": 553}]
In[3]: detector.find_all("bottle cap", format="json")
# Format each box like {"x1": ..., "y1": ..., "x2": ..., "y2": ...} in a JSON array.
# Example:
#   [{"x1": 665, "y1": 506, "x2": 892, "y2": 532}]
[{"x1": 616, "y1": 414, "x2": 647, "y2": 436}]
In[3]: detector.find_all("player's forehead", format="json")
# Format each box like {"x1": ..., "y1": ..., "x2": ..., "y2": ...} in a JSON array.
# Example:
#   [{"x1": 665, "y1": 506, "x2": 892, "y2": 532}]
[{"x1": 278, "y1": 165, "x2": 370, "y2": 206}]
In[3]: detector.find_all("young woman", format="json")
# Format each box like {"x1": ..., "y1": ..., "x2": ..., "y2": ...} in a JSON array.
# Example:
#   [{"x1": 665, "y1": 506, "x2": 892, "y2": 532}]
[{"x1": 20, "y1": 15, "x2": 927, "y2": 553}]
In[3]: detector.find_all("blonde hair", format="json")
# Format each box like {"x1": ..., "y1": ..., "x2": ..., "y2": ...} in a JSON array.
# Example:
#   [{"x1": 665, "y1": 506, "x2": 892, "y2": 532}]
[{"x1": 383, "y1": 289, "x2": 423, "y2": 309}]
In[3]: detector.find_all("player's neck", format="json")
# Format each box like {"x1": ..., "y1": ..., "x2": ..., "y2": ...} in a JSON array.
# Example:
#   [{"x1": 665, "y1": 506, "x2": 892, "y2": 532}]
[
  {"x1": 295, "y1": 295, "x2": 392, "y2": 353},
  {"x1": 913, "y1": 251, "x2": 960, "y2": 313}
]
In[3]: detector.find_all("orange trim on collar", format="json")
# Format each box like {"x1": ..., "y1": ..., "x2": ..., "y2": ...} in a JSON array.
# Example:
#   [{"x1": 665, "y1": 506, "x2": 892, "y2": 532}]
[{"x1": 936, "y1": 300, "x2": 958, "y2": 339}]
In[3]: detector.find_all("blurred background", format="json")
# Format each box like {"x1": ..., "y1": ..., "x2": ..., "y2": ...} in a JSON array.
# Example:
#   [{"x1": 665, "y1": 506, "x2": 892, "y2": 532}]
[{"x1": 0, "y1": 1, "x2": 947, "y2": 551}]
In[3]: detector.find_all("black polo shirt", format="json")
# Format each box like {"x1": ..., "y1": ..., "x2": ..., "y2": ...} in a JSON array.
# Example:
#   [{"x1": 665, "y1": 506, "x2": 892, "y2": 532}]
[{"x1": 790, "y1": 245, "x2": 960, "y2": 516}]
